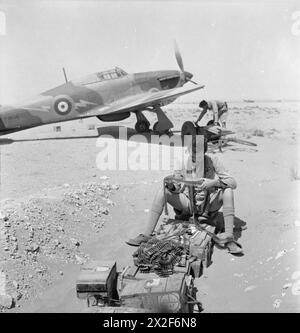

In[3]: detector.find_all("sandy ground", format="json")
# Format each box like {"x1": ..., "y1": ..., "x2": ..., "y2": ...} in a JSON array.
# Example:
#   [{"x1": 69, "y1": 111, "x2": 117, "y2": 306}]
[{"x1": 0, "y1": 100, "x2": 300, "y2": 312}]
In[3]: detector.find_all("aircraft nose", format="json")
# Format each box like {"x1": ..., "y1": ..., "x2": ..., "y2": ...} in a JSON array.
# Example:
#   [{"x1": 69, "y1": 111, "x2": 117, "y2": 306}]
[{"x1": 184, "y1": 71, "x2": 193, "y2": 81}]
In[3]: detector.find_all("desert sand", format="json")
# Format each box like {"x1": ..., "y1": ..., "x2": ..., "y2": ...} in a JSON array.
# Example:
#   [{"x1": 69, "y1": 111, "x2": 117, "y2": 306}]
[{"x1": 0, "y1": 99, "x2": 299, "y2": 313}]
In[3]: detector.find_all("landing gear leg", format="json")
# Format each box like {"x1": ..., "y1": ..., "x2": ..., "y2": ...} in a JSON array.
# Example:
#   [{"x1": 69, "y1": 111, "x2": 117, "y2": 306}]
[
  {"x1": 218, "y1": 139, "x2": 223, "y2": 153},
  {"x1": 152, "y1": 106, "x2": 174, "y2": 135},
  {"x1": 134, "y1": 111, "x2": 150, "y2": 133}
]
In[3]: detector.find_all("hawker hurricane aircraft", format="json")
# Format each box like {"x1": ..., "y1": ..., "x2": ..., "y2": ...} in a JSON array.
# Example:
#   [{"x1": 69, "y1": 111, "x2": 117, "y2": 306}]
[{"x1": 0, "y1": 43, "x2": 204, "y2": 136}]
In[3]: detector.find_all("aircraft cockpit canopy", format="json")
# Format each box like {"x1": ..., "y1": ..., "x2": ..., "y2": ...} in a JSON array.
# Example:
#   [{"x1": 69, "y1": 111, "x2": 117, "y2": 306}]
[{"x1": 73, "y1": 67, "x2": 128, "y2": 86}]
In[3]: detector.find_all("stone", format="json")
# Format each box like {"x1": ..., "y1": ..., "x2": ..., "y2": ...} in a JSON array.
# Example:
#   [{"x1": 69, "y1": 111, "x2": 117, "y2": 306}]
[
  {"x1": 12, "y1": 281, "x2": 19, "y2": 289},
  {"x1": 273, "y1": 299, "x2": 281, "y2": 309},
  {"x1": 75, "y1": 255, "x2": 84, "y2": 265},
  {"x1": 99, "y1": 207, "x2": 109, "y2": 215},
  {"x1": 282, "y1": 283, "x2": 292, "y2": 290},
  {"x1": 244, "y1": 285, "x2": 257, "y2": 292},
  {"x1": 70, "y1": 238, "x2": 80, "y2": 247},
  {"x1": 0, "y1": 294, "x2": 14, "y2": 309},
  {"x1": 11, "y1": 291, "x2": 22, "y2": 301},
  {"x1": 27, "y1": 243, "x2": 39, "y2": 253}
]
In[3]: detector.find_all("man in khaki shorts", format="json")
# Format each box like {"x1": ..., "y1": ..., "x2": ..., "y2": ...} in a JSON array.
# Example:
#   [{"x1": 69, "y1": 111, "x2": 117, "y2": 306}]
[
  {"x1": 126, "y1": 136, "x2": 242, "y2": 254},
  {"x1": 196, "y1": 100, "x2": 228, "y2": 128}
]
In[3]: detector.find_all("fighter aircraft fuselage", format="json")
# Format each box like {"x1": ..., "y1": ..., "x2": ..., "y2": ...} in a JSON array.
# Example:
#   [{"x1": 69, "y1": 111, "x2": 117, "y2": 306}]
[{"x1": 0, "y1": 67, "x2": 194, "y2": 136}]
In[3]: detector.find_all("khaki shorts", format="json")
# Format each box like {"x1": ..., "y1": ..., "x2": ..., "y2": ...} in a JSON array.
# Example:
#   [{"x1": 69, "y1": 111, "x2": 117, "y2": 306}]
[{"x1": 166, "y1": 188, "x2": 223, "y2": 215}]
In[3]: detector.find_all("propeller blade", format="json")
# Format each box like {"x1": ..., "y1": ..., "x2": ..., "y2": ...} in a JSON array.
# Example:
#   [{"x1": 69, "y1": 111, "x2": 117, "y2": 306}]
[
  {"x1": 174, "y1": 40, "x2": 198, "y2": 85},
  {"x1": 174, "y1": 40, "x2": 184, "y2": 72}
]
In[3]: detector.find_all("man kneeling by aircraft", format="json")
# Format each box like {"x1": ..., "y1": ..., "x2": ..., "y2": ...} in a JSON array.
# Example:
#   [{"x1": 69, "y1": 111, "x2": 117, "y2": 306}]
[{"x1": 126, "y1": 136, "x2": 243, "y2": 255}]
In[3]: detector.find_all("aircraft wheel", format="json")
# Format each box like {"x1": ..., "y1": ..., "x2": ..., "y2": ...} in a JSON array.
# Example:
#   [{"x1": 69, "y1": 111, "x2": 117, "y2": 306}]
[
  {"x1": 153, "y1": 121, "x2": 159, "y2": 132},
  {"x1": 135, "y1": 121, "x2": 150, "y2": 133},
  {"x1": 153, "y1": 121, "x2": 171, "y2": 135}
]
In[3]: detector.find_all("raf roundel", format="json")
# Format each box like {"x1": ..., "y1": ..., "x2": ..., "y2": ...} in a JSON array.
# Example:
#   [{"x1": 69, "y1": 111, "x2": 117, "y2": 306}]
[{"x1": 53, "y1": 96, "x2": 74, "y2": 116}]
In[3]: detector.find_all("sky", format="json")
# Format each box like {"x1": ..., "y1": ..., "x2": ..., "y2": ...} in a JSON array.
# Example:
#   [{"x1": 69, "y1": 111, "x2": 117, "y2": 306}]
[{"x1": 0, "y1": 0, "x2": 299, "y2": 104}]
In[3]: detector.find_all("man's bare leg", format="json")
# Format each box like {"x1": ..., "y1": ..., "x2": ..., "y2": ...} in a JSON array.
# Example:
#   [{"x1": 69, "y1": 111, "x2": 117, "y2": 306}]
[
  {"x1": 144, "y1": 188, "x2": 191, "y2": 235},
  {"x1": 144, "y1": 187, "x2": 235, "y2": 239},
  {"x1": 126, "y1": 188, "x2": 191, "y2": 246},
  {"x1": 143, "y1": 188, "x2": 165, "y2": 236}
]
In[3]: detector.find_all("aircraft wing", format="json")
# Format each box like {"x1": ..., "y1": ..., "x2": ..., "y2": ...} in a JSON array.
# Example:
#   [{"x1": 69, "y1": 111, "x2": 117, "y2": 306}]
[{"x1": 86, "y1": 84, "x2": 204, "y2": 117}]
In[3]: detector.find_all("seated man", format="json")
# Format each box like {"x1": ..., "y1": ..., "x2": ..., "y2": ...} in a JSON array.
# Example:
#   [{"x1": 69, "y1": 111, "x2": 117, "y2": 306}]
[
  {"x1": 195, "y1": 100, "x2": 228, "y2": 128},
  {"x1": 126, "y1": 136, "x2": 241, "y2": 254}
]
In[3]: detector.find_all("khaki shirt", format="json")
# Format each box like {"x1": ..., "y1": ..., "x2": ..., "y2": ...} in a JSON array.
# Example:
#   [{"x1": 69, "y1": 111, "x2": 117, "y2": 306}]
[{"x1": 173, "y1": 152, "x2": 237, "y2": 192}]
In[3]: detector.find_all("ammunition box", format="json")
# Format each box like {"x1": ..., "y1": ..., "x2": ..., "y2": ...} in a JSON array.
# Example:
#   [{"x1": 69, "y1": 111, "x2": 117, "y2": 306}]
[{"x1": 76, "y1": 260, "x2": 117, "y2": 300}]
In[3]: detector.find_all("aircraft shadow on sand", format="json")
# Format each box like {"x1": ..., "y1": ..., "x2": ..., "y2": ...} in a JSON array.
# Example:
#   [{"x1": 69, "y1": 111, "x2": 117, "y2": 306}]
[
  {"x1": 0, "y1": 125, "x2": 184, "y2": 147},
  {"x1": 96, "y1": 126, "x2": 184, "y2": 147},
  {"x1": 0, "y1": 127, "x2": 258, "y2": 155}
]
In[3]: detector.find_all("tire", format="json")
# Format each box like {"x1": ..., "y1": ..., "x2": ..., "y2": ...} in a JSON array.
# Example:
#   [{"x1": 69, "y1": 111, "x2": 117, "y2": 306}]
[
  {"x1": 153, "y1": 121, "x2": 171, "y2": 135},
  {"x1": 152, "y1": 121, "x2": 159, "y2": 132},
  {"x1": 135, "y1": 120, "x2": 149, "y2": 133}
]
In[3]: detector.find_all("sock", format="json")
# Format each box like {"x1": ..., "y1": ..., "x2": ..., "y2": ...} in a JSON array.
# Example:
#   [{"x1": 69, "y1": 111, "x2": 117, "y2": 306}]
[{"x1": 222, "y1": 205, "x2": 234, "y2": 237}]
